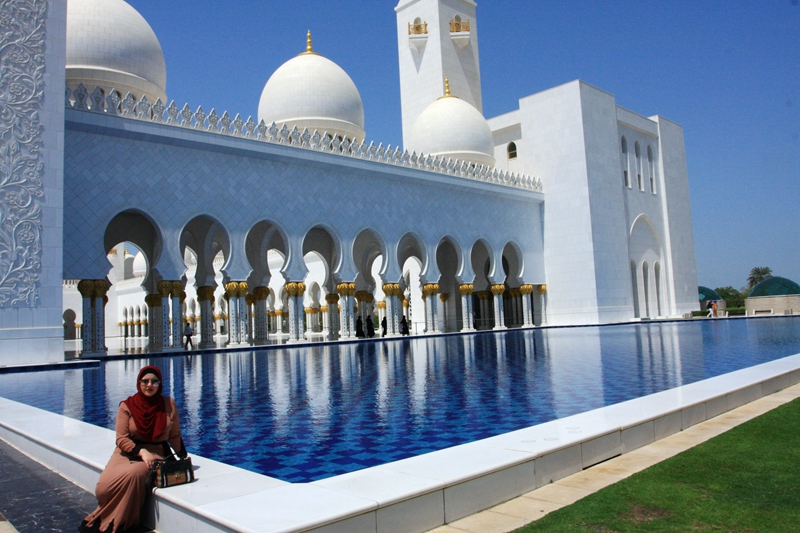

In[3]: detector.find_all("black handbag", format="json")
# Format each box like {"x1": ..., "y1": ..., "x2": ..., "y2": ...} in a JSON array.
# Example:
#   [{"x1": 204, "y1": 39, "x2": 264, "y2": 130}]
[{"x1": 149, "y1": 442, "x2": 194, "y2": 488}]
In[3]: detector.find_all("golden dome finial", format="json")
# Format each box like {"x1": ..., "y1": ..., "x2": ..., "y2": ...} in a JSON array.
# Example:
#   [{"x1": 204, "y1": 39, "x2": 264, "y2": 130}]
[
  {"x1": 299, "y1": 30, "x2": 319, "y2": 56},
  {"x1": 438, "y1": 77, "x2": 458, "y2": 100}
]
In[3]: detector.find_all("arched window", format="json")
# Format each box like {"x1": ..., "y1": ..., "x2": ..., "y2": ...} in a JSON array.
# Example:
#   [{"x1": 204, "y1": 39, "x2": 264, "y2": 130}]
[
  {"x1": 635, "y1": 141, "x2": 643, "y2": 191},
  {"x1": 507, "y1": 142, "x2": 517, "y2": 160},
  {"x1": 621, "y1": 136, "x2": 630, "y2": 187},
  {"x1": 647, "y1": 145, "x2": 656, "y2": 194}
]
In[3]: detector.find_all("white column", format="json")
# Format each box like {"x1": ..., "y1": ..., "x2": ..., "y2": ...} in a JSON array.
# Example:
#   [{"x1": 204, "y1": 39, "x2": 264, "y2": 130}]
[
  {"x1": 459, "y1": 284, "x2": 474, "y2": 332},
  {"x1": 171, "y1": 282, "x2": 182, "y2": 348},
  {"x1": 491, "y1": 284, "x2": 507, "y2": 330},
  {"x1": 326, "y1": 293, "x2": 339, "y2": 340},
  {"x1": 198, "y1": 287, "x2": 215, "y2": 347},
  {"x1": 158, "y1": 281, "x2": 172, "y2": 347},
  {"x1": 520, "y1": 285, "x2": 534, "y2": 326}
]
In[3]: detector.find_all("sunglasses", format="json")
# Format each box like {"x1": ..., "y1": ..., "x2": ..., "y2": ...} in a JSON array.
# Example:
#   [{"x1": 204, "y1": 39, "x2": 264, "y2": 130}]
[{"x1": 139, "y1": 379, "x2": 160, "y2": 386}]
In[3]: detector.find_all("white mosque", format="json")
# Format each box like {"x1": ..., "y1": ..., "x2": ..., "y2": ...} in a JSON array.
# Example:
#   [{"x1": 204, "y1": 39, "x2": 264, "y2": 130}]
[{"x1": 0, "y1": 0, "x2": 699, "y2": 364}]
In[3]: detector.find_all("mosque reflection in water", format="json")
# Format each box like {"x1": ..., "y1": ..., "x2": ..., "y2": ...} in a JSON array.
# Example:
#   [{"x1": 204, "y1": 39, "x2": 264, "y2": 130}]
[{"x1": 6, "y1": 319, "x2": 800, "y2": 481}]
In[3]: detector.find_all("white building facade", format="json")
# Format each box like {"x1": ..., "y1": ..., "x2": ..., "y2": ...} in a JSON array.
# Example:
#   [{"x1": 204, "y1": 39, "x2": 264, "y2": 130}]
[{"x1": 0, "y1": 0, "x2": 698, "y2": 364}]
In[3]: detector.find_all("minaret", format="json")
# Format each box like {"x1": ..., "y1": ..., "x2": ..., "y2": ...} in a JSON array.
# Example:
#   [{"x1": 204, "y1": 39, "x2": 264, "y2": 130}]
[{"x1": 395, "y1": 0, "x2": 483, "y2": 145}]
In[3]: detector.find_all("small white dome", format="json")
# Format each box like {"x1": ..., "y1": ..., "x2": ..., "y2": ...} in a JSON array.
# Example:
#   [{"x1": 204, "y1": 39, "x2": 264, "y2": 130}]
[
  {"x1": 258, "y1": 34, "x2": 365, "y2": 141},
  {"x1": 66, "y1": 0, "x2": 167, "y2": 103},
  {"x1": 132, "y1": 252, "x2": 147, "y2": 277},
  {"x1": 408, "y1": 85, "x2": 495, "y2": 167}
]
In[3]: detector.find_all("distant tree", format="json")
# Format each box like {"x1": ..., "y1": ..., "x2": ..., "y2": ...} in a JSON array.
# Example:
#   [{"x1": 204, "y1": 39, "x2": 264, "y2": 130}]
[
  {"x1": 715, "y1": 286, "x2": 744, "y2": 308},
  {"x1": 747, "y1": 267, "x2": 773, "y2": 289}
]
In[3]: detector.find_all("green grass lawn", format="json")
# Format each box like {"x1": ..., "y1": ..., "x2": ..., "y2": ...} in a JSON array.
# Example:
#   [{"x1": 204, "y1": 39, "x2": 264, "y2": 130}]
[{"x1": 513, "y1": 397, "x2": 800, "y2": 532}]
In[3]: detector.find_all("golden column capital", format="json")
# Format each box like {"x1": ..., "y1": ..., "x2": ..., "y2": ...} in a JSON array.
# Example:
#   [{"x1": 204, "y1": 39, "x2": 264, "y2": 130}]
[
  {"x1": 458, "y1": 283, "x2": 474, "y2": 296},
  {"x1": 145, "y1": 294, "x2": 162, "y2": 307},
  {"x1": 519, "y1": 284, "x2": 534, "y2": 295},
  {"x1": 537, "y1": 284, "x2": 547, "y2": 295},
  {"x1": 285, "y1": 282, "x2": 298, "y2": 297},
  {"x1": 254, "y1": 286, "x2": 270, "y2": 300},
  {"x1": 77, "y1": 280, "x2": 94, "y2": 298},
  {"x1": 157, "y1": 280, "x2": 173, "y2": 298},
  {"x1": 224, "y1": 281, "x2": 239, "y2": 296},
  {"x1": 439, "y1": 293, "x2": 448, "y2": 303},
  {"x1": 326, "y1": 293, "x2": 340, "y2": 304},
  {"x1": 274, "y1": 309, "x2": 283, "y2": 317},
  {"x1": 179, "y1": 290, "x2": 187, "y2": 303},
  {"x1": 423, "y1": 283, "x2": 439, "y2": 296},
  {"x1": 245, "y1": 294, "x2": 254, "y2": 306},
  {"x1": 336, "y1": 282, "x2": 349, "y2": 294},
  {"x1": 237, "y1": 281, "x2": 249, "y2": 297},
  {"x1": 170, "y1": 280, "x2": 184, "y2": 297},
  {"x1": 403, "y1": 299, "x2": 409, "y2": 307},
  {"x1": 93, "y1": 279, "x2": 110, "y2": 298},
  {"x1": 490, "y1": 284, "x2": 506, "y2": 296},
  {"x1": 320, "y1": 305, "x2": 328, "y2": 313},
  {"x1": 376, "y1": 300, "x2": 387, "y2": 309}
]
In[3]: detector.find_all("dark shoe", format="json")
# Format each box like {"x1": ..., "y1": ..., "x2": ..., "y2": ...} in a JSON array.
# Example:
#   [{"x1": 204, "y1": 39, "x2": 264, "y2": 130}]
[{"x1": 78, "y1": 520, "x2": 101, "y2": 533}]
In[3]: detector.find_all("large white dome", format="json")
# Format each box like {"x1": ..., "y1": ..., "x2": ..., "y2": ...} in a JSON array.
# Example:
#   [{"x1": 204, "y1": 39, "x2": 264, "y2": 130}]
[
  {"x1": 408, "y1": 83, "x2": 495, "y2": 167},
  {"x1": 258, "y1": 34, "x2": 365, "y2": 141},
  {"x1": 66, "y1": 0, "x2": 167, "y2": 103}
]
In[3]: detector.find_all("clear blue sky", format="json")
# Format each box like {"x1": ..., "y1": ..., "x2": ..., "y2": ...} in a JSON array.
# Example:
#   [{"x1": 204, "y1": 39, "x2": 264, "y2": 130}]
[{"x1": 128, "y1": 0, "x2": 799, "y2": 292}]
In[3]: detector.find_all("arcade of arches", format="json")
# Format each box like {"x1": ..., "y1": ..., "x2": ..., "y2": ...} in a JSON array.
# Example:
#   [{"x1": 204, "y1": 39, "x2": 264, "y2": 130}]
[{"x1": 69, "y1": 215, "x2": 546, "y2": 354}]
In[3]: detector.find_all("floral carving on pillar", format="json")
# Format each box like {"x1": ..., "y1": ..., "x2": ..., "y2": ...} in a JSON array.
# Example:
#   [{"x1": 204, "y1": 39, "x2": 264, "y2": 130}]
[{"x1": 0, "y1": 0, "x2": 47, "y2": 307}]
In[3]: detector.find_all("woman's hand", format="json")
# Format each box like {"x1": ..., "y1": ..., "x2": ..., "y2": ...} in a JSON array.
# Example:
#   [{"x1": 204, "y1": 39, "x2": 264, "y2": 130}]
[{"x1": 139, "y1": 448, "x2": 163, "y2": 468}]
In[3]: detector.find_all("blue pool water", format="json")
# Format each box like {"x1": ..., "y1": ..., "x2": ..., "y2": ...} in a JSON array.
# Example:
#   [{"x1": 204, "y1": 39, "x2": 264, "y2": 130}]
[{"x1": 2, "y1": 318, "x2": 800, "y2": 482}]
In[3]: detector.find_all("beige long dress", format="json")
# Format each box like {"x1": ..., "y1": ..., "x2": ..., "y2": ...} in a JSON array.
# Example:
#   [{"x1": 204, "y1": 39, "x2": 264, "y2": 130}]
[{"x1": 84, "y1": 397, "x2": 183, "y2": 533}]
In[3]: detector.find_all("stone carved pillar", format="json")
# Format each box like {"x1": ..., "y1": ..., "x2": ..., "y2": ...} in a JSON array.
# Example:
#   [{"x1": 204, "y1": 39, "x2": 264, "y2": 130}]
[
  {"x1": 77, "y1": 280, "x2": 94, "y2": 353},
  {"x1": 238, "y1": 283, "x2": 249, "y2": 345},
  {"x1": 520, "y1": 284, "x2": 534, "y2": 326},
  {"x1": 285, "y1": 282, "x2": 306, "y2": 342},
  {"x1": 93, "y1": 280, "x2": 109, "y2": 353},
  {"x1": 538, "y1": 284, "x2": 547, "y2": 325},
  {"x1": 224, "y1": 282, "x2": 239, "y2": 345},
  {"x1": 320, "y1": 305, "x2": 329, "y2": 335},
  {"x1": 422, "y1": 284, "x2": 439, "y2": 333},
  {"x1": 170, "y1": 281, "x2": 184, "y2": 348},
  {"x1": 439, "y1": 293, "x2": 448, "y2": 333},
  {"x1": 197, "y1": 286, "x2": 215, "y2": 348},
  {"x1": 382, "y1": 283, "x2": 401, "y2": 336},
  {"x1": 253, "y1": 287, "x2": 269, "y2": 344},
  {"x1": 337, "y1": 282, "x2": 356, "y2": 338},
  {"x1": 459, "y1": 284, "x2": 474, "y2": 332},
  {"x1": 244, "y1": 293, "x2": 254, "y2": 344},
  {"x1": 304, "y1": 307, "x2": 317, "y2": 337},
  {"x1": 157, "y1": 281, "x2": 173, "y2": 347},
  {"x1": 491, "y1": 284, "x2": 507, "y2": 330},
  {"x1": 145, "y1": 293, "x2": 163, "y2": 351},
  {"x1": 376, "y1": 300, "x2": 386, "y2": 324},
  {"x1": 325, "y1": 293, "x2": 339, "y2": 340}
]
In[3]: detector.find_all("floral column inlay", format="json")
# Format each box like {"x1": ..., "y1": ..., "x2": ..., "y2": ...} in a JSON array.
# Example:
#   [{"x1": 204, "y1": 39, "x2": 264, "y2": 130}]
[{"x1": 0, "y1": 0, "x2": 47, "y2": 308}]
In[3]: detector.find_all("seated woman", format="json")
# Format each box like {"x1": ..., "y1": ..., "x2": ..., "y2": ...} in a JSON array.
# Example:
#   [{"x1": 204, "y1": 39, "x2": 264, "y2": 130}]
[{"x1": 80, "y1": 365, "x2": 186, "y2": 533}]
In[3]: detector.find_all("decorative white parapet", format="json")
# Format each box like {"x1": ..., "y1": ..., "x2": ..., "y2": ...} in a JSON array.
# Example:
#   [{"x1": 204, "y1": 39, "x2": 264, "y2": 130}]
[{"x1": 66, "y1": 84, "x2": 543, "y2": 193}]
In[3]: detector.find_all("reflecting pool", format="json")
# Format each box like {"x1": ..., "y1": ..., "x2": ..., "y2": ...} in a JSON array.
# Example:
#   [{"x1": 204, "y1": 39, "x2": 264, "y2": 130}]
[{"x1": 2, "y1": 318, "x2": 800, "y2": 482}]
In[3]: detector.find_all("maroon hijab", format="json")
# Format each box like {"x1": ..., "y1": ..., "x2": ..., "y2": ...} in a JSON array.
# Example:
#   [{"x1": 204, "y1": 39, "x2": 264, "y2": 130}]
[{"x1": 122, "y1": 365, "x2": 167, "y2": 442}]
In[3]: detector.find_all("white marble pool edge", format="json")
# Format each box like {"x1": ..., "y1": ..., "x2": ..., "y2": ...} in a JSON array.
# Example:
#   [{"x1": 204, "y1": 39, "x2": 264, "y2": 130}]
[{"x1": 2, "y1": 353, "x2": 800, "y2": 533}]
